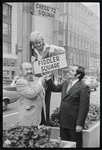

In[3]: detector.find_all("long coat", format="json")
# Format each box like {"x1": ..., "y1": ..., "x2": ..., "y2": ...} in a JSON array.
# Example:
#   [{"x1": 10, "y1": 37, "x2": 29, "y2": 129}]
[
  {"x1": 16, "y1": 76, "x2": 45, "y2": 126},
  {"x1": 46, "y1": 79, "x2": 90, "y2": 129}
]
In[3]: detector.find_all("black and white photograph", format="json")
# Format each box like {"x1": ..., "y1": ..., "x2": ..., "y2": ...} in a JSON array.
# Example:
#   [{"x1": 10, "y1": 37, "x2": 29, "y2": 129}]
[{"x1": 3, "y1": 2, "x2": 100, "y2": 148}]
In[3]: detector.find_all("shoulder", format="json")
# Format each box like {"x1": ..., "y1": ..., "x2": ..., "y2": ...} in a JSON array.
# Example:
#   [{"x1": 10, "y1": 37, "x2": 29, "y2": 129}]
[
  {"x1": 45, "y1": 43, "x2": 50, "y2": 51},
  {"x1": 80, "y1": 80, "x2": 90, "y2": 90},
  {"x1": 16, "y1": 78, "x2": 28, "y2": 85}
]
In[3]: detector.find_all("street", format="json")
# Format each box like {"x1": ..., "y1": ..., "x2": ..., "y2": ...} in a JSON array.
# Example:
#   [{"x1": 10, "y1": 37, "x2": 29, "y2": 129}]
[{"x1": 3, "y1": 83, "x2": 100, "y2": 129}]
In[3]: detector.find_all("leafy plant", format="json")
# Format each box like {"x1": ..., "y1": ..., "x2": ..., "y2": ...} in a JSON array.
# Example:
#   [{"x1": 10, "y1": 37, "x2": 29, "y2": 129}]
[
  {"x1": 3, "y1": 124, "x2": 66, "y2": 148},
  {"x1": 48, "y1": 103, "x2": 100, "y2": 130}
]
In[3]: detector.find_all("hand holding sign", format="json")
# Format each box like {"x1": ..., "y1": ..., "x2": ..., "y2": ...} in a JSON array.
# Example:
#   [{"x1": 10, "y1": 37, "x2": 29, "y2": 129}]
[
  {"x1": 31, "y1": 56, "x2": 36, "y2": 62},
  {"x1": 49, "y1": 45, "x2": 65, "y2": 57},
  {"x1": 43, "y1": 73, "x2": 52, "y2": 81}
]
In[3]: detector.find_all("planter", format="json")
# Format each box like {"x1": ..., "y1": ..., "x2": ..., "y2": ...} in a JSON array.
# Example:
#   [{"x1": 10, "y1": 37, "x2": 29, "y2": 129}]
[
  {"x1": 82, "y1": 121, "x2": 100, "y2": 147},
  {"x1": 49, "y1": 121, "x2": 100, "y2": 148},
  {"x1": 50, "y1": 139, "x2": 76, "y2": 148},
  {"x1": 3, "y1": 124, "x2": 76, "y2": 148}
]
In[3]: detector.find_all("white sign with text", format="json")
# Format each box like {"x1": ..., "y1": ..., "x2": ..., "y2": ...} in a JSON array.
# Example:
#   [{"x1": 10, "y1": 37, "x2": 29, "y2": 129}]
[
  {"x1": 33, "y1": 53, "x2": 67, "y2": 74},
  {"x1": 34, "y1": 3, "x2": 59, "y2": 20}
]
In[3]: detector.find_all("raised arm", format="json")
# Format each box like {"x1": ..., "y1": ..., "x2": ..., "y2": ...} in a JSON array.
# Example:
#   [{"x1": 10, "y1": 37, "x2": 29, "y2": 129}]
[
  {"x1": 16, "y1": 78, "x2": 44, "y2": 99},
  {"x1": 49, "y1": 45, "x2": 66, "y2": 56},
  {"x1": 45, "y1": 78, "x2": 62, "y2": 92}
]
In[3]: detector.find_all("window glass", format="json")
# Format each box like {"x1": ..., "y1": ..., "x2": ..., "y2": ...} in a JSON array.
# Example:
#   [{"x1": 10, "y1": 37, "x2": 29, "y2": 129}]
[
  {"x1": 8, "y1": 43, "x2": 11, "y2": 53},
  {"x1": 3, "y1": 42, "x2": 11, "y2": 53},
  {"x1": 8, "y1": 24, "x2": 11, "y2": 36},
  {"x1": 58, "y1": 21, "x2": 63, "y2": 30},
  {"x1": 3, "y1": 3, "x2": 11, "y2": 16},
  {"x1": 3, "y1": 23, "x2": 8, "y2": 35},
  {"x1": 3, "y1": 3, "x2": 8, "y2": 16},
  {"x1": 8, "y1": 5, "x2": 11, "y2": 16},
  {"x1": 3, "y1": 23, "x2": 11, "y2": 35},
  {"x1": 3, "y1": 42, "x2": 8, "y2": 53}
]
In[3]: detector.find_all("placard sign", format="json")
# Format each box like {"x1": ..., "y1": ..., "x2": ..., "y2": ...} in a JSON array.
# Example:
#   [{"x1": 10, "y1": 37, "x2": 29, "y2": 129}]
[
  {"x1": 33, "y1": 53, "x2": 67, "y2": 74},
  {"x1": 34, "y1": 3, "x2": 59, "y2": 20}
]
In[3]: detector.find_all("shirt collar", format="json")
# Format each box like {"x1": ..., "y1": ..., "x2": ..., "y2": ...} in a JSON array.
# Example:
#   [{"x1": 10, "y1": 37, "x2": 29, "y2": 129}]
[{"x1": 72, "y1": 79, "x2": 79, "y2": 86}]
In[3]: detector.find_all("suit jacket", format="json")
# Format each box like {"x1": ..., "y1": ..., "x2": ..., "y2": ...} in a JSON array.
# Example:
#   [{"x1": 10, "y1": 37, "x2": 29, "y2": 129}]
[
  {"x1": 46, "y1": 79, "x2": 90, "y2": 129},
  {"x1": 16, "y1": 76, "x2": 45, "y2": 126}
]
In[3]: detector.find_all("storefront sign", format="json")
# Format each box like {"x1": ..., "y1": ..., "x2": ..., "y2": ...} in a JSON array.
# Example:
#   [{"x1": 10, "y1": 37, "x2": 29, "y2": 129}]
[
  {"x1": 33, "y1": 53, "x2": 67, "y2": 74},
  {"x1": 3, "y1": 58, "x2": 17, "y2": 67},
  {"x1": 34, "y1": 3, "x2": 59, "y2": 20}
]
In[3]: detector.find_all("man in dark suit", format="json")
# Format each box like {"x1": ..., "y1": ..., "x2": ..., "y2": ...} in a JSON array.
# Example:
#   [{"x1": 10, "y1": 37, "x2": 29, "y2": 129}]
[{"x1": 45, "y1": 65, "x2": 90, "y2": 148}]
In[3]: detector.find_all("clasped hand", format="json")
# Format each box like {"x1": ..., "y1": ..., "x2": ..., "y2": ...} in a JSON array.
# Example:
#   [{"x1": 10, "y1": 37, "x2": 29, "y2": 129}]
[
  {"x1": 38, "y1": 73, "x2": 52, "y2": 87},
  {"x1": 43, "y1": 73, "x2": 52, "y2": 81}
]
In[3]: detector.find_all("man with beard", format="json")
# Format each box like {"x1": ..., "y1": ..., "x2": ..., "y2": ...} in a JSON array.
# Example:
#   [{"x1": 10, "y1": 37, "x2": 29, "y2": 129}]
[{"x1": 16, "y1": 62, "x2": 45, "y2": 126}]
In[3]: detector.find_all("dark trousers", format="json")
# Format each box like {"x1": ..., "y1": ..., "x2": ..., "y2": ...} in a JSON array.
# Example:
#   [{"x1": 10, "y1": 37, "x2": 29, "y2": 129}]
[
  {"x1": 40, "y1": 88, "x2": 51, "y2": 125},
  {"x1": 60, "y1": 126, "x2": 82, "y2": 148}
]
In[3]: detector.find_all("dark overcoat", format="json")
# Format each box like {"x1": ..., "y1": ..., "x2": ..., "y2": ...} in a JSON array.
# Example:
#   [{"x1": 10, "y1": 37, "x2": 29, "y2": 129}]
[{"x1": 46, "y1": 78, "x2": 90, "y2": 129}]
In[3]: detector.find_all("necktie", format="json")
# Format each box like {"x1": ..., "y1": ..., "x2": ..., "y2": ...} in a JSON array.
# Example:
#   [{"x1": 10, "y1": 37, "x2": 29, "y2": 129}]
[{"x1": 66, "y1": 80, "x2": 73, "y2": 93}]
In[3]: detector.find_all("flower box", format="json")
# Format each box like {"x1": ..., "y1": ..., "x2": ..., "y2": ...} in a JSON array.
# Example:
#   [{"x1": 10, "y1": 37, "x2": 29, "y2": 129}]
[
  {"x1": 49, "y1": 121, "x2": 100, "y2": 148},
  {"x1": 50, "y1": 139, "x2": 76, "y2": 148},
  {"x1": 3, "y1": 124, "x2": 76, "y2": 148},
  {"x1": 82, "y1": 121, "x2": 100, "y2": 147}
]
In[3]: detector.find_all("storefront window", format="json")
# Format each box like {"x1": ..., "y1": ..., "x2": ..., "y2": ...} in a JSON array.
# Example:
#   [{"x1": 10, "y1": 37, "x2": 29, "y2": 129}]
[
  {"x1": 11, "y1": 71, "x2": 15, "y2": 79},
  {"x1": 3, "y1": 58, "x2": 17, "y2": 67},
  {"x1": 3, "y1": 71, "x2": 10, "y2": 79}
]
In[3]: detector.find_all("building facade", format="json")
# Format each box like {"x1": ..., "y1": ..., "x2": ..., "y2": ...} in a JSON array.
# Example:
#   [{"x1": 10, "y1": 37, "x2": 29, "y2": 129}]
[
  {"x1": 53, "y1": 2, "x2": 100, "y2": 76},
  {"x1": 3, "y1": 2, "x2": 17, "y2": 82},
  {"x1": 3, "y1": 2, "x2": 100, "y2": 83}
]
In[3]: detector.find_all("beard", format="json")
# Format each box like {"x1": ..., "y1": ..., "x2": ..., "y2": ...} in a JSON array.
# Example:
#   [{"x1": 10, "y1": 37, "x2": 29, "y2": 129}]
[{"x1": 26, "y1": 73, "x2": 34, "y2": 81}]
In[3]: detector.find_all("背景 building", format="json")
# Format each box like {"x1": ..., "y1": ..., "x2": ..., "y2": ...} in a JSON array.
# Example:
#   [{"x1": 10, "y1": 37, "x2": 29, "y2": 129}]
[
  {"x1": 54, "y1": 3, "x2": 100, "y2": 77},
  {"x1": 3, "y1": 2, "x2": 100, "y2": 83},
  {"x1": 3, "y1": 2, "x2": 17, "y2": 83}
]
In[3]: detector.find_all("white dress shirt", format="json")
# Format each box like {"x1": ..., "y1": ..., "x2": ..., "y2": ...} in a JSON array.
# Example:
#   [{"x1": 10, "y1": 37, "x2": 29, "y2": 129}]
[
  {"x1": 67, "y1": 79, "x2": 79, "y2": 93},
  {"x1": 71, "y1": 79, "x2": 79, "y2": 87}
]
